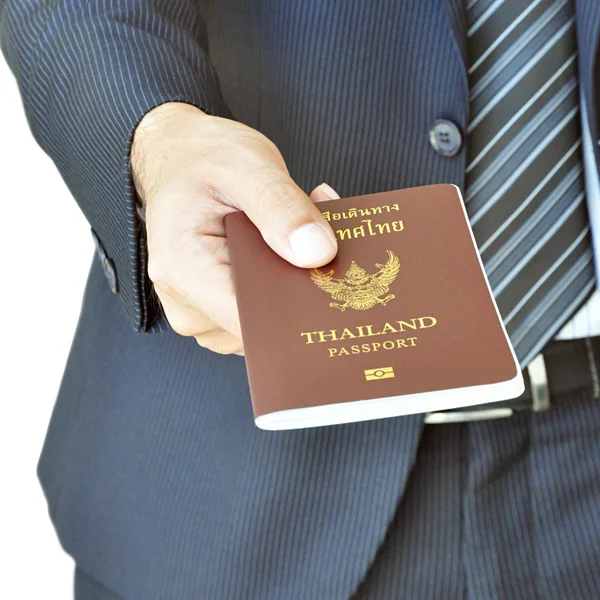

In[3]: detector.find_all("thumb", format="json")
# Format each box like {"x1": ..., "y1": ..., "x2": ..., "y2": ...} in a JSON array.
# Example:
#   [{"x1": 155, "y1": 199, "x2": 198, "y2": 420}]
[{"x1": 232, "y1": 172, "x2": 338, "y2": 268}]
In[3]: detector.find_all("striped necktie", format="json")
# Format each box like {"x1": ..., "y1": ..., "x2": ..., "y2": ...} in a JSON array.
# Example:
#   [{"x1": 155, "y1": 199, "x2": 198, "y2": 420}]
[{"x1": 465, "y1": 0, "x2": 596, "y2": 368}]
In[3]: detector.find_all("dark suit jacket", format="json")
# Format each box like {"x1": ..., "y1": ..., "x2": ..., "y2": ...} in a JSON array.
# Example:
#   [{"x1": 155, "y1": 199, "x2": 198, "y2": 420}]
[{"x1": 1, "y1": 1, "x2": 600, "y2": 598}]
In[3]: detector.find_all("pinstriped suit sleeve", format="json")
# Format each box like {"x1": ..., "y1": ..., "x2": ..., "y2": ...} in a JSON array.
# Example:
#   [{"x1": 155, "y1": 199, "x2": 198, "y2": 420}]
[{"x1": 0, "y1": 0, "x2": 232, "y2": 332}]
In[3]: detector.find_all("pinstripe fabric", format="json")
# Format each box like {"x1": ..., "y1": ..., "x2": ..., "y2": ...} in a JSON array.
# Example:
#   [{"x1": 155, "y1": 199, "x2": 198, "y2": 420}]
[
  {"x1": 39, "y1": 259, "x2": 425, "y2": 600},
  {"x1": 0, "y1": 0, "x2": 232, "y2": 333},
  {"x1": 1, "y1": 0, "x2": 600, "y2": 598},
  {"x1": 67, "y1": 372, "x2": 600, "y2": 600},
  {"x1": 462, "y1": 391, "x2": 600, "y2": 599},
  {"x1": 351, "y1": 424, "x2": 468, "y2": 599},
  {"x1": 75, "y1": 568, "x2": 126, "y2": 600},
  {"x1": 354, "y1": 390, "x2": 600, "y2": 599}
]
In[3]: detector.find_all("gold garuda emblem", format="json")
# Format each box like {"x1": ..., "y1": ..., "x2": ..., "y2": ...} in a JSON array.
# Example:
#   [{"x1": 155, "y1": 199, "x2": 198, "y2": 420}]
[{"x1": 310, "y1": 250, "x2": 400, "y2": 311}]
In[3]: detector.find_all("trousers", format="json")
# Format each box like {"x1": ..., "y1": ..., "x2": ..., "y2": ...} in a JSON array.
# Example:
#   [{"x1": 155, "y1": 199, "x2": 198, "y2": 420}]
[{"x1": 74, "y1": 391, "x2": 600, "y2": 599}]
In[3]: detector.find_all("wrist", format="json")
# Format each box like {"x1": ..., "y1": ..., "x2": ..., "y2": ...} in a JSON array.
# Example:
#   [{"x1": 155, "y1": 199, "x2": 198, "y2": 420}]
[
  {"x1": 135, "y1": 102, "x2": 205, "y2": 141},
  {"x1": 131, "y1": 102, "x2": 208, "y2": 210}
]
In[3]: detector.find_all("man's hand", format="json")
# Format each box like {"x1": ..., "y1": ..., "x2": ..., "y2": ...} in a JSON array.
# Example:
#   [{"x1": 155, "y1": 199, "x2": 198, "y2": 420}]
[{"x1": 131, "y1": 102, "x2": 340, "y2": 355}]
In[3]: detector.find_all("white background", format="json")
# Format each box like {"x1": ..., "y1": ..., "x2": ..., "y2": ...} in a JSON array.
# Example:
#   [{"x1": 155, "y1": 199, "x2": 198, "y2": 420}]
[{"x1": 1, "y1": 58, "x2": 89, "y2": 597}]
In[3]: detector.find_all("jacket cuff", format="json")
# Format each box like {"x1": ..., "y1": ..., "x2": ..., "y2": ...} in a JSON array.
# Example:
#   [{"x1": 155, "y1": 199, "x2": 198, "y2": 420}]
[{"x1": 13, "y1": 8, "x2": 233, "y2": 332}]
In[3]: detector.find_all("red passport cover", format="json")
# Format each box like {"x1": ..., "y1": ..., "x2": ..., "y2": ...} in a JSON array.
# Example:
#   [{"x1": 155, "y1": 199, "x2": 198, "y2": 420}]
[{"x1": 224, "y1": 185, "x2": 522, "y2": 429}]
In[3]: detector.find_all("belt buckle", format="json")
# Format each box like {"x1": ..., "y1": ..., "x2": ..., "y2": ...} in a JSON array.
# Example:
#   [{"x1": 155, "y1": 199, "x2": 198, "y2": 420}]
[{"x1": 424, "y1": 353, "x2": 551, "y2": 424}]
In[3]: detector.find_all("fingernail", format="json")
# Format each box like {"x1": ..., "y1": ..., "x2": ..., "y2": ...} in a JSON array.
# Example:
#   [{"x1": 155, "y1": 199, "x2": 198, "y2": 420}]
[
  {"x1": 319, "y1": 182, "x2": 340, "y2": 199},
  {"x1": 289, "y1": 222, "x2": 336, "y2": 265}
]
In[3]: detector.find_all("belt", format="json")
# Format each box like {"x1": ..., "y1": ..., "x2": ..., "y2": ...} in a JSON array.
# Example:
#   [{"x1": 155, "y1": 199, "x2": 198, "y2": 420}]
[{"x1": 425, "y1": 336, "x2": 600, "y2": 424}]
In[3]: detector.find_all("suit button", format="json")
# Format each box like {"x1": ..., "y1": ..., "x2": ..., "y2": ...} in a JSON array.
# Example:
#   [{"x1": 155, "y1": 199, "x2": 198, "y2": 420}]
[
  {"x1": 91, "y1": 228, "x2": 107, "y2": 261},
  {"x1": 91, "y1": 228, "x2": 119, "y2": 293},
  {"x1": 429, "y1": 119, "x2": 463, "y2": 157},
  {"x1": 102, "y1": 257, "x2": 119, "y2": 294}
]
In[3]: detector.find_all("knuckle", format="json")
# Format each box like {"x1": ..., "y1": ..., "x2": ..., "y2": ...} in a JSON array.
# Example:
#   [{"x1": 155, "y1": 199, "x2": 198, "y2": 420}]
[
  {"x1": 196, "y1": 333, "x2": 242, "y2": 355},
  {"x1": 259, "y1": 136, "x2": 284, "y2": 162},
  {"x1": 205, "y1": 341, "x2": 228, "y2": 355},
  {"x1": 209, "y1": 346, "x2": 232, "y2": 355},
  {"x1": 165, "y1": 312, "x2": 198, "y2": 338},
  {"x1": 148, "y1": 259, "x2": 182, "y2": 300},
  {"x1": 147, "y1": 258, "x2": 168, "y2": 287},
  {"x1": 236, "y1": 126, "x2": 281, "y2": 159}
]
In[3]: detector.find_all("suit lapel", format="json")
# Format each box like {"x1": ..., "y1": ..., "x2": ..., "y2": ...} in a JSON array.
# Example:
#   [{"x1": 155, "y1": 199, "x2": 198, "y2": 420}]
[
  {"x1": 441, "y1": 0, "x2": 468, "y2": 69},
  {"x1": 440, "y1": 0, "x2": 470, "y2": 114}
]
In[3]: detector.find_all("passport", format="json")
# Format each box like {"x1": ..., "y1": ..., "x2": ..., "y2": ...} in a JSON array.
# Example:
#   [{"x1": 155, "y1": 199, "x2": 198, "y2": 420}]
[{"x1": 224, "y1": 184, "x2": 524, "y2": 430}]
